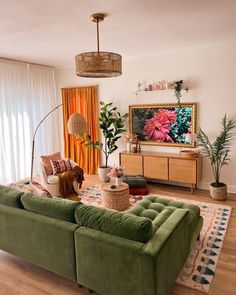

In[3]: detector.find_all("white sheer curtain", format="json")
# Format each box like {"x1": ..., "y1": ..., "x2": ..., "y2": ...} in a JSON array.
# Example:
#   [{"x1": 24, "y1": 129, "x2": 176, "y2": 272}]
[{"x1": 0, "y1": 58, "x2": 61, "y2": 184}]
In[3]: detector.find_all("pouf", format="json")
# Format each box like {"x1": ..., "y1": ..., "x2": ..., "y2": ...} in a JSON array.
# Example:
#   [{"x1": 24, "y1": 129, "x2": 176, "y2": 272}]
[
  {"x1": 122, "y1": 175, "x2": 149, "y2": 195},
  {"x1": 122, "y1": 175, "x2": 147, "y2": 188},
  {"x1": 129, "y1": 187, "x2": 149, "y2": 195}
]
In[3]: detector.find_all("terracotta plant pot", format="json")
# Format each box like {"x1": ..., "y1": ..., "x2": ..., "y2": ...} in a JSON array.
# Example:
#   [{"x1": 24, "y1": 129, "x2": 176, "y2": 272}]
[
  {"x1": 209, "y1": 184, "x2": 227, "y2": 201},
  {"x1": 98, "y1": 166, "x2": 110, "y2": 182}
]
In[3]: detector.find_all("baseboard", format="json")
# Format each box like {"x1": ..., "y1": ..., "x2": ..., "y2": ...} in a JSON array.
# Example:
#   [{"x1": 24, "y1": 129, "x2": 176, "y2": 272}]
[
  {"x1": 147, "y1": 179, "x2": 236, "y2": 195},
  {"x1": 198, "y1": 182, "x2": 236, "y2": 194}
]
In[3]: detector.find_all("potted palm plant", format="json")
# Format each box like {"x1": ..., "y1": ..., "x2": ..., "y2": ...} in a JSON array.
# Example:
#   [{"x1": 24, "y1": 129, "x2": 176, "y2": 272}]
[
  {"x1": 197, "y1": 114, "x2": 236, "y2": 200},
  {"x1": 86, "y1": 101, "x2": 127, "y2": 182}
]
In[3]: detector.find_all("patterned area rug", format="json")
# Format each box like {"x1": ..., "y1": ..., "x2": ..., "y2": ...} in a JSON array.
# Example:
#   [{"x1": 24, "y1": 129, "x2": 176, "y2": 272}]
[{"x1": 77, "y1": 184, "x2": 231, "y2": 293}]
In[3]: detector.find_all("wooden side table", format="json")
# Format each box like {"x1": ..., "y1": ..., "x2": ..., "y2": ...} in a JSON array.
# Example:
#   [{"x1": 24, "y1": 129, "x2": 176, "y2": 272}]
[{"x1": 101, "y1": 182, "x2": 130, "y2": 211}]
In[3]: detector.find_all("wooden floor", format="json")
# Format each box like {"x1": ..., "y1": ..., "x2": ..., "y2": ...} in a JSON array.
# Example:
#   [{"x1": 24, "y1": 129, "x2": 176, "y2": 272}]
[{"x1": 1, "y1": 175, "x2": 236, "y2": 295}]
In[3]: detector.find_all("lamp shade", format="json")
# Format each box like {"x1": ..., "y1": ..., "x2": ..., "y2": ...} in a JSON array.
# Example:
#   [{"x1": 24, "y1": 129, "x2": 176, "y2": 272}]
[
  {"x1": 75, "y1": 52, "x2": 122, "y2": 78},
  {"x1": 67, "y1": 113, "x2": 87, "y2": 135}
]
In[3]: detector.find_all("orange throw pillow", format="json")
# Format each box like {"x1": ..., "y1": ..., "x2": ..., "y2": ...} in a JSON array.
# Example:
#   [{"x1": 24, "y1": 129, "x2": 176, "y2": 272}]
[{"x1": 41, "y1": 152, "x2": 61, "y2": 175}]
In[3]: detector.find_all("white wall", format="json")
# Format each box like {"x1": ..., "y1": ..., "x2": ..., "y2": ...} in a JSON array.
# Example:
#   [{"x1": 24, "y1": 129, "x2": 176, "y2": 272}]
[{"x1": 55, "y1": 41, "x2": 236, "y2": 193}]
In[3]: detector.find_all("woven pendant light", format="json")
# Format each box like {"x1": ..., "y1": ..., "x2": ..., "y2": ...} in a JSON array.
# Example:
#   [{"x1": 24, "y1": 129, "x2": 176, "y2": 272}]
[{"x1": 75, "y1": 13, "x2": 122, "y2": 78}]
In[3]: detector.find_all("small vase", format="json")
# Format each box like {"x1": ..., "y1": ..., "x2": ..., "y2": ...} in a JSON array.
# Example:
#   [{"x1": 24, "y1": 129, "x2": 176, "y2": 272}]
[
  {"x1": 115, "y1": 177, "x2": 122, "y2": 187},
  {"x1": 127, "y1": 142, "x2": 131, "y2": 153}
]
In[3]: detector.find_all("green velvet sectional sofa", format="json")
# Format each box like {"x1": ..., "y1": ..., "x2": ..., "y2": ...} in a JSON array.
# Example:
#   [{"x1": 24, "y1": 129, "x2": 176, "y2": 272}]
[{"x1": 0, "y1": 185, "x2": 203, "y2": 295}]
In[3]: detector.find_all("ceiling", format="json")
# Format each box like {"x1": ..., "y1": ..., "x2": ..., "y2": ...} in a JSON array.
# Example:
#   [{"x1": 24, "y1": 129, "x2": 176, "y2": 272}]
[{"x1": 0, "y1": 0, "x2": 236, "y2": 68}]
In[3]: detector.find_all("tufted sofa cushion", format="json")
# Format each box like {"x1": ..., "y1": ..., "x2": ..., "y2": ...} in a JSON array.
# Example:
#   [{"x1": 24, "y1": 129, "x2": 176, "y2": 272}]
[{"x1": 128, "y1": 195, "x2": 200, "y2": 232}]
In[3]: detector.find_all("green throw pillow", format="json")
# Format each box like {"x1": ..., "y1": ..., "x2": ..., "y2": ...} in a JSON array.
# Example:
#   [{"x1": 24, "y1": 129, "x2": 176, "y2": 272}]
[
  {"x1": 75, "y1": 204, "x2": 153, "y2": 243},
  {"x1": 21, "y1": 193, "x2": 80, "y2": 223},
  {"x1": 0, "y1": 185, "x2": 24, "y2": 208}
]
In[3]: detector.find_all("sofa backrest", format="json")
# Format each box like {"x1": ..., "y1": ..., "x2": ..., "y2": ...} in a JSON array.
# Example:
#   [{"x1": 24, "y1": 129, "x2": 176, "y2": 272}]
[
  {"x1": 21, "y1": 193, "x2": 81, "y2": 223},
  {"x1": 75, "y1": 204, "x2": 153, "y2": 243},
  {"x1": 0, "y1": 185, "x2": 24, "y2": 208}
]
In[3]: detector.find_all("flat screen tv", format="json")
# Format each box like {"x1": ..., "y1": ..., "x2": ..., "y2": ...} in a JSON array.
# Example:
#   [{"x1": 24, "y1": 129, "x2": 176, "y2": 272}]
[{"x1": 129, "y1": 103, "x2": 197, "y2": 147}]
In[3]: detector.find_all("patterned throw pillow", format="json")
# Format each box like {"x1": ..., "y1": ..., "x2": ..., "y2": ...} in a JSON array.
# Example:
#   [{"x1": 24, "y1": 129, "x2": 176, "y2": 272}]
[
  {"x1": 41, "y1": 152, "x2": 61, "y2": 175},
  {"x1": 50, "y1": 159, "x2": 72, "y2": 175},
  {"x1": 31, "y1": 181, "x2": 52, "y2": 198}
]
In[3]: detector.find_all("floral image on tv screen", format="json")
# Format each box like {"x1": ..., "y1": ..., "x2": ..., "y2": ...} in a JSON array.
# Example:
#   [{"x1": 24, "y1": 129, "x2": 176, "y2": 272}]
[{"x1": 129, "y1": 103, "x2": 196, "y2": 147}]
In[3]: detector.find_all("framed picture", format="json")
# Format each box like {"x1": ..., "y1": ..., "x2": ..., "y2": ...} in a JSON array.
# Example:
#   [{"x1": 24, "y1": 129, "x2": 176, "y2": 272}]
[{"x1": 129, "y1": 103, "x2": 197, "y2": 147}]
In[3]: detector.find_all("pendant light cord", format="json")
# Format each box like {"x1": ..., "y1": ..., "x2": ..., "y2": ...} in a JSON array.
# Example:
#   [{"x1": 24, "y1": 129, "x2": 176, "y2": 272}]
[{"x1": 97, "y1": 19, "x2": 100, "y2": 52}]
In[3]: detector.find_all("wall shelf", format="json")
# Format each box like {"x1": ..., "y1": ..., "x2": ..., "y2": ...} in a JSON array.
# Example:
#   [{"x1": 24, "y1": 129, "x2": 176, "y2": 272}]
[
  {"x1": 132, "y1": 89, "x2": 174, "y2": 95},
  {"x1": 132, "y1": 89, "x2": 189, "y2": 95}
]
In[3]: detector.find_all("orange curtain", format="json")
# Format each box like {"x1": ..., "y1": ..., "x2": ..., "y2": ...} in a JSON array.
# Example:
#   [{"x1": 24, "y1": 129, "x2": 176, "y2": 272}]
[{"x1": 62, "y1": 85, "x2": 100, "y2": 174}]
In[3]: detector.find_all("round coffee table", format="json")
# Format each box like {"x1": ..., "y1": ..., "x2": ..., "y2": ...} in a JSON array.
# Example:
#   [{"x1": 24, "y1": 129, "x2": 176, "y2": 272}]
[{"x1": 101, "y1": 182, "x2": 129, "y2": 211}]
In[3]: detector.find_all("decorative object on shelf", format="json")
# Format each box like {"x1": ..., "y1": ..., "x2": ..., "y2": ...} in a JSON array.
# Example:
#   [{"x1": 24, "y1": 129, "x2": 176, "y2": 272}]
[
  {"x1": 156, "y1": 81, "x2": 163, "y2": 90},
  {"x1": 197, "y1": 114, "x2": 236, "y2": 200},
  {"x1": 148, "y1": 84, "x2": 152, "y2": 91},
  {"x1": 123, "y1": 133, "x2": 137, "y2": 152},
  {"x1": 86, "y1": 101, "x2": 127, "y2": 182},
  {"x1": 137, "y1": 81, "x2": 142, "y2": 92},
  {"x1": 167, "y1": 81, "x2": 174, "y2": 90},
  {"x1": 136, "y1": 138, "x2": 141, "y2": 153},
  {"x1": 75, "y1": 13, "x2": 122, "y2": 78},
  {"x1": 131, "y1": 146, "x2": 137, "y2": 153},
  {"x1": 30, "y1": 104, "x2": 86, "y2": 182},
  {"x1": 129, "y1": 103, "x2": 196, "y2": 148},
  {"x1": 173, "y1": 80, "x2": 189, "y2": 105}
]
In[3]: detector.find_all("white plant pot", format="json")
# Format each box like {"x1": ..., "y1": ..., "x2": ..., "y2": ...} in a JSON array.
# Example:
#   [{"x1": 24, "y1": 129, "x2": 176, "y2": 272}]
[
  {"x1": 98, "y1": 166, "x2": 110, "y2": 182},
  {"x1": 210, "y1": 184, "x2": 227, "y2": 201}
]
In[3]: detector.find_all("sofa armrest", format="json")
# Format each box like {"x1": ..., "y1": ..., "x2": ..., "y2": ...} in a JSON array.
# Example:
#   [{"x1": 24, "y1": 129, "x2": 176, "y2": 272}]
[
  {"x1": 143, "y1": 209, "x2": 190, "y2": 295},
  {"x1": 74, "y1": 209, "x2": 190, "y2": 295},
  {"x1": 39, "y1": 162, "x2": 48, "y2": 185},
  {"x1": 74, "y1": 227, "x2": 155, "y2": 295},
  {"x1": 70, "y1": 159, "x2": 78, "y2": 168}
]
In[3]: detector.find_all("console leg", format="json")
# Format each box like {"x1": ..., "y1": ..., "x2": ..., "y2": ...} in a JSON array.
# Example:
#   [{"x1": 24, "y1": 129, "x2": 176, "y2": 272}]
[{"x1": 191, "y1": 184, "x2": 194, "y2": 194}]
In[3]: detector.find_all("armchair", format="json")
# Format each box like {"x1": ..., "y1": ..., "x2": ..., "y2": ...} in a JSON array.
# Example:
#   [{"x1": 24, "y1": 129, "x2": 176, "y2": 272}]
[{"x1": 40, "y1": 159, "x2": 81, "y2": 198}]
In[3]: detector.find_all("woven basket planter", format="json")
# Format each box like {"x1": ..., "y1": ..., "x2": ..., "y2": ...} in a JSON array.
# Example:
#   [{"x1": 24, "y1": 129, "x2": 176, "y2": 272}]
[{"x1": 210, "y1": 184, "x2": 227, "y2": 201}]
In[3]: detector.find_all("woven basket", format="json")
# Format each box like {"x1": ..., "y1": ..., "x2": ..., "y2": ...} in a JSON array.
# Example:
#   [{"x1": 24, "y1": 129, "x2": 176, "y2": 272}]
[
  {"x1": 101, "y1": 183, "x2": 129, "y2": 211},
  {"x1": 210, "y1": 184, "x2": 227, "y2": 201}
]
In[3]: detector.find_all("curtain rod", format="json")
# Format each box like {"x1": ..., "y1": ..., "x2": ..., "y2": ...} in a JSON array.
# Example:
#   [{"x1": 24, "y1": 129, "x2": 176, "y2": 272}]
[
  {"x1": 0, "y1": 57, "x2": 54, "y2": 68},
  {"x1": 61, "y1": 85, "x2": 98, "y2": 90}
]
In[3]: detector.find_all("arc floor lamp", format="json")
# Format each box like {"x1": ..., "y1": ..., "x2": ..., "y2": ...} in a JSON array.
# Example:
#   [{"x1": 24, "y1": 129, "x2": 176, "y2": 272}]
[{"x1": 30, "y1": 104, "x2": 87, "y2": 182}]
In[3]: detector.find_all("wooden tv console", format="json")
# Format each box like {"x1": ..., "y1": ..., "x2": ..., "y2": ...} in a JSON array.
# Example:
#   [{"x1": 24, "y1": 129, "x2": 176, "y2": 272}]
[{"x1": 119, "y1": 151, "x2": 202, "y2": 193}]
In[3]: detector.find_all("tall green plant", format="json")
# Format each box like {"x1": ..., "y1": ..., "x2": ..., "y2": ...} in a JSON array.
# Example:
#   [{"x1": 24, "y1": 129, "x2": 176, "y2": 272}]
[
  {"x1": 86, "y1": 101, "x2": 127, "y2": 168},
  {"x1": 197, "y1": 114, "x2": 236, "y2": 187}
]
